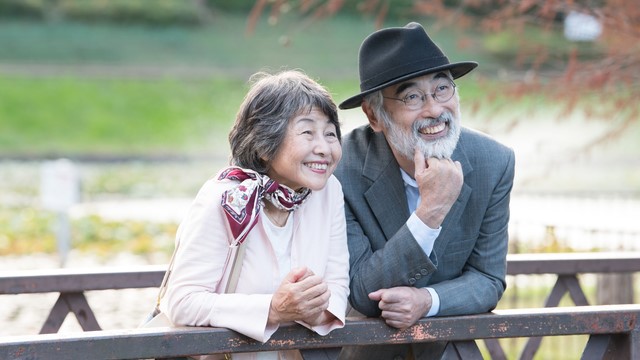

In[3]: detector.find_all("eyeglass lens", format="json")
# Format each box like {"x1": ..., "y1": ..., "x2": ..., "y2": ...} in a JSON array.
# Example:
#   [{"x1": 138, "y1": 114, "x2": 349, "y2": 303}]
[{"x1": 404, "y1": 80, "x2": 455, "y2": 109}]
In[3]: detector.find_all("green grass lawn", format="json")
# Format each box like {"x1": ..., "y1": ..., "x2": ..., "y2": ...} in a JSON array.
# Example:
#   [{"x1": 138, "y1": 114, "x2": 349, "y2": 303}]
[
  {"x1": 0, "y1": 14, "x2": 507, "y2": 157},
  {"x1": 0, "y1": 73, "x2": 386, "y2": 157},
  {"x1": 0, "y1": 14, "x2": 490, "y2": 75},
  {"x1": 1, "y1": 12, "x2": 626, "y2": 159},
  {"x1": 0, "y1": 75, "x2": 243, "y2": 156}
]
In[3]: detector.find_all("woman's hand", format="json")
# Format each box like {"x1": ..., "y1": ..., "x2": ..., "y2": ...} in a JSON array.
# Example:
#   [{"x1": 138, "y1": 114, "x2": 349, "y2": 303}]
[
  {"x1": 301, "y1": 308, "x2": 335, "y2": 327},
  {"x1": 268, "y1": 267, "x2": 331, "y2": 326}
]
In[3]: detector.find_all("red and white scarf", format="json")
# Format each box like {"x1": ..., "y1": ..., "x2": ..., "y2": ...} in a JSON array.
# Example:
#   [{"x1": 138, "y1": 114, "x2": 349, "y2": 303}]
[{"x1": 218, "y1": 166, "x2": 311, "y2": 246}]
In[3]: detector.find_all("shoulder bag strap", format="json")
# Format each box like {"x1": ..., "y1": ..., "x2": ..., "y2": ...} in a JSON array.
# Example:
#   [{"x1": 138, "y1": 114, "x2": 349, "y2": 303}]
[
  {"x1": 155, "y1": 235, "x2": 246, "y2": 309},
  {"x1": 224, "y1": 240, "x2": 246, "y2": 293}
]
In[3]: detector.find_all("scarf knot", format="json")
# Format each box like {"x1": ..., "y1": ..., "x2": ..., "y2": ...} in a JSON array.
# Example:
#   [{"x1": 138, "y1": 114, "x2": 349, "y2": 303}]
[{"x1": 218, "y1": 166, "x2": 310, "y2": 245}]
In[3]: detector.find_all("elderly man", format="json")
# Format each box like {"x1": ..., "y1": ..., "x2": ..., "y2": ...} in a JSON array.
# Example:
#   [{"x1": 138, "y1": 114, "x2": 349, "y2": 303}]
[{"x1": 334, "y1": 22, "x2": 515, "y2": 359}]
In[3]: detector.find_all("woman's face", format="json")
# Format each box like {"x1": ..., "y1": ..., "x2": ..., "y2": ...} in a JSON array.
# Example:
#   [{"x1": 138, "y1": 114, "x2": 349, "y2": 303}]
[{"x1": 267, "y1": 107, "x2": 341, "y2": 191}]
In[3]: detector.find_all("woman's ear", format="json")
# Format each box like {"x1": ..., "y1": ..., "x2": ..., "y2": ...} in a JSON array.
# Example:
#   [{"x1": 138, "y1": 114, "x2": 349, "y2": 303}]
[{"x1": 362, "y1": 101, "x2": 383, "y2": 132}]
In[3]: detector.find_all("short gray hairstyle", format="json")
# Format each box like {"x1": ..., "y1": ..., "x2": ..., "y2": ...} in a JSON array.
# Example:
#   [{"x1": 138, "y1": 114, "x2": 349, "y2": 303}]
[{"x1": 228, "y1": 70, "x2": 340, "y2": 174}]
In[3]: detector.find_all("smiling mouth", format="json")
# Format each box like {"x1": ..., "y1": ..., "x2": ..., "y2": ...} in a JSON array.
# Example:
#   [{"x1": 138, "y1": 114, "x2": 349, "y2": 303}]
[
  {"x1": 305, "y1": 162, "x2": 328, "y2": 171},
  {"x1": 418, "y1": 122, "x2": 447, "y2": 135}
]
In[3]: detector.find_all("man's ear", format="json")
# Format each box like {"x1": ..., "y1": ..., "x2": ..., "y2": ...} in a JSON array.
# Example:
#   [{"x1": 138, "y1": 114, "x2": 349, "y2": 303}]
[{"x1": 362, "y1": 101, "x2": 383, "y2": 132}]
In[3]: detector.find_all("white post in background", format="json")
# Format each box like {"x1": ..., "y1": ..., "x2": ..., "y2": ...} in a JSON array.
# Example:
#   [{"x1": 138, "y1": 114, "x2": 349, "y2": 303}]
[{"x1": 40, "y1": 159, "x2": 80, "y2": 267}]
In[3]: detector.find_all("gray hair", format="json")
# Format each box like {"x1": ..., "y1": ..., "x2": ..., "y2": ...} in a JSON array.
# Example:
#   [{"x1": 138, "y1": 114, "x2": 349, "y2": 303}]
[
  {"x1": 364, "y1": 90, "x2": 388, "y2": 127},
  {"x1": 228, "y1": 70, "x2": 340, "y2": 173}
]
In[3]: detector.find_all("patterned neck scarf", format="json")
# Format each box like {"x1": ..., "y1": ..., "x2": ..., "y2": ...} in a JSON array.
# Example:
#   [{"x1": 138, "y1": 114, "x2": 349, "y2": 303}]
[{"x1": 218, "y1": 166, "x2": 311, "y2": 245}]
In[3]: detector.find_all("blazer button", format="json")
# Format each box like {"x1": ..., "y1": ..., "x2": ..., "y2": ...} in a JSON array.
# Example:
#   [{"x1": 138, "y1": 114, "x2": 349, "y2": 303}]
[
  {"x1": 415, "y1": 273, "x2": 422, "y2": 280},
  {"x1": 421, "y1": 269, "x2": 428, "y2": 275},
  {"x1": 408, "y1": 278, "x2": 416, "y2": 285}
]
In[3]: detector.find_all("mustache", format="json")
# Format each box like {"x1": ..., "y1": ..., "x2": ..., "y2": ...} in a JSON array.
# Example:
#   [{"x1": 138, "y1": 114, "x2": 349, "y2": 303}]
[{"x1": 412, "y1": 112, "x2": 454, "y2": 132}]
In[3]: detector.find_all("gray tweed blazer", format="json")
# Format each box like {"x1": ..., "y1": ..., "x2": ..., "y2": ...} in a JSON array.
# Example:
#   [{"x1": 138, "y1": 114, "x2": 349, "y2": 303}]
[{"x1": 334, "y1": 124, "x2": 516, "y2": 318}]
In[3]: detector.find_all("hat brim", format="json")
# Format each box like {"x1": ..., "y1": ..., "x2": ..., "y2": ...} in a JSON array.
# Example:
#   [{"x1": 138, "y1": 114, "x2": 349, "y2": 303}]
[{"x1": 339, "y1": 61, "x2": 478, "y2": 110}]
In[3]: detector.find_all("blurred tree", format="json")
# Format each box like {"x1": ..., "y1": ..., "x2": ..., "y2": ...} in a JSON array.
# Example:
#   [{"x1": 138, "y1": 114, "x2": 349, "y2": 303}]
[{"x1": 247, "y1": 0, "x2": 640, "y2": 147}]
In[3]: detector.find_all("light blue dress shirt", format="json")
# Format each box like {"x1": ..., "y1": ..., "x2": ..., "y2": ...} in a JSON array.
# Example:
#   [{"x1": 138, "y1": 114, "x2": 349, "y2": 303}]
[{"x1": 400, "y1": 169, "x2": 441, "y2": 317}]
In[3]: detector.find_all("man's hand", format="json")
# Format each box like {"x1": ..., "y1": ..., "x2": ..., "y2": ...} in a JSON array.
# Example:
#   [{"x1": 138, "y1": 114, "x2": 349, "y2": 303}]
[
  {"x1": 413, "y1": 149, "x2": 463, "y2": 229},
  {"x1": 368, "y1": 286, "x2": 432, "y2": 329},
  {"x1": 268, "y1": 267, "x2": 330, "y2": 326}
]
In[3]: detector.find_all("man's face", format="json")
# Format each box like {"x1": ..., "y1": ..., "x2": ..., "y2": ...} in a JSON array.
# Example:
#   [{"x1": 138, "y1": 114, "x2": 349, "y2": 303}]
[{"x1": 376, "y1": 72, "x2": 461, "y2": 161}]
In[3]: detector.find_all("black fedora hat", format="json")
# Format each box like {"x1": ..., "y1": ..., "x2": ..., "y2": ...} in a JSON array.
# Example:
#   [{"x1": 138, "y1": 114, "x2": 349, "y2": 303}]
[{"x1": 339, "y1": 22, "x2": 478, "y2": 110}]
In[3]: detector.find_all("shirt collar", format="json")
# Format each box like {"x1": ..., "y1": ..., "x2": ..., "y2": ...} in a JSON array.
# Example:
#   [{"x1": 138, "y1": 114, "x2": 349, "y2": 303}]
[{"x1": 400, "y1": 168, "x2": 417, "y2": 188}]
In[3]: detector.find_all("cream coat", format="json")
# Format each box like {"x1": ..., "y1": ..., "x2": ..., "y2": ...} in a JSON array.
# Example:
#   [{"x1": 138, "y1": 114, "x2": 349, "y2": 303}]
[{"x1": 163, "y1": 174, "x2": 349, "y2": 359}]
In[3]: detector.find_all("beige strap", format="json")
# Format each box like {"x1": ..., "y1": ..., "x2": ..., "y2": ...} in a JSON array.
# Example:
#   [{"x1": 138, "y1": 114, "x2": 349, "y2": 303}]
[
  {"x1": 155, "y1": 234, "x2": 246, "y2": 308},
  {"x1": 224, "y1": 241, "x2": 246, "y2": 293},
  {"x1": 155, "y1": 237, "x2": 180, "y2": 308}
]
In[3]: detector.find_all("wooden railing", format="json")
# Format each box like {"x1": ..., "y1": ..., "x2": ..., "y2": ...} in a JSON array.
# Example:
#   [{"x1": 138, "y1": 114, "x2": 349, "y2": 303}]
[
  {"x1": 496, "y1": 252, "x2": 640, "y2": 359},
  {"x1": 1, "y1": 252, "x2": 639, "y2": 359},
  {"x1": 506, "y1": 252, "x2": 640, "y2": 307},
  {"x1": 1, "y1": 304, "x2": 639, "y2": 360},
  {"x1": 0, "y1": 265, "x2": 165, "y2": 334}
]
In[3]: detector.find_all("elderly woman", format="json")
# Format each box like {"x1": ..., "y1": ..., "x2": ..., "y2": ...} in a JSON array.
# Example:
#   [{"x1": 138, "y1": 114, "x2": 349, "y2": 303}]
[{"x1": 163, "y1": 70, "x2": 349, "y2": 359}]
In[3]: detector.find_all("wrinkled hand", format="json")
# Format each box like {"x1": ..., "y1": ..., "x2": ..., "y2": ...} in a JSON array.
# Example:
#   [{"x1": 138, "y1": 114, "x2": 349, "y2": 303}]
[
  {"x1": 368, "y1": 287, "x2": 432, "y2": 329},
  {"x1": 268, "y1": 267, "x2": 331, "y2": 326},
  {"x1": 414, "y1": 149, "x2": 463, "y2": 229}
]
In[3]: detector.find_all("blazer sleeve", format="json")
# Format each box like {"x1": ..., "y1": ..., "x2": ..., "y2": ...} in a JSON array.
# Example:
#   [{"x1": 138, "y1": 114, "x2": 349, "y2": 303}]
[{"x1": 345, "y1": 200, "x2": 434, "y2": 317}]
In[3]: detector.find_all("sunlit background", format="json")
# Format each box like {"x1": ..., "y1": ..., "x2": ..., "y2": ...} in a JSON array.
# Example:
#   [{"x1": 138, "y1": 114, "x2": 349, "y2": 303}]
[{"x1": 0, "y1": 1, "x2": 638, "y2": 358}]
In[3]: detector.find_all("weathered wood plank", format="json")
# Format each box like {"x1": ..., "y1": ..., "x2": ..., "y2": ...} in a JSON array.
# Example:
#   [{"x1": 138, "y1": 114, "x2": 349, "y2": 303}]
[
  {"x1": 2, "y1": 253, "x2": 640, "y2": 359},
  {"x1": 0, "y1": 265, "x2": 165, "y2": 294},
  {"x1": 2, "y1": 252, "x2": 639, "y2": 295},
  {"x1": 506, "y1": 252, "x2": 640, "y2": 275},
  {"x1": 1, "y1": 305, "x2": 638, "y2": 360}
]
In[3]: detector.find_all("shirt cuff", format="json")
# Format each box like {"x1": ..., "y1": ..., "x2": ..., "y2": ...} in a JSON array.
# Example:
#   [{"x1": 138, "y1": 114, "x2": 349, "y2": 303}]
[
  {"x1": 425, "y1": 287, "x2": 440, "y2": 317},
  {"x1": 406, "y1": 212, "x2": 441, "y2": 256}
]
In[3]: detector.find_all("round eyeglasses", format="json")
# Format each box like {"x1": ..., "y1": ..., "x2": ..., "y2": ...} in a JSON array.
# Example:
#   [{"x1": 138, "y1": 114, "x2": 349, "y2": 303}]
[{"x1": 383, "y1": 79, "x2": 456, "y2": 110}]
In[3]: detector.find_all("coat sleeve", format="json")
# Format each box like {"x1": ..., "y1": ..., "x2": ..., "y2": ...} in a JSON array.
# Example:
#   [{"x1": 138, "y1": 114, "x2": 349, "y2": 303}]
[{"x1": 345, "y1": 199, "x2": 435, "y2": 317}]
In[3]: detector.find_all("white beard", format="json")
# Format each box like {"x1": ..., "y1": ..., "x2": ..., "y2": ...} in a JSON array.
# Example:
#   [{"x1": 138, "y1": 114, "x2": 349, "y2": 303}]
[{"x1": 382, "y1": 110, "x2": 461, "y2": 161}]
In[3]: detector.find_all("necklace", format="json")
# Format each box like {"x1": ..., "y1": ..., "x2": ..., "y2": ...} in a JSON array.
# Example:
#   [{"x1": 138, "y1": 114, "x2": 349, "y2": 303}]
[{"x1": 263, "y1": 203, "x2": 290, "y2": 227}]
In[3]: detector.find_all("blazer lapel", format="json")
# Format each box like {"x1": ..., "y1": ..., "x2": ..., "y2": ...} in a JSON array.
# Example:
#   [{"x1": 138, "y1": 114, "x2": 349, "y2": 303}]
[
  {"x1": 362, "y1": 132, "x2": 410, "y2": 239},
  {"x1": 434, "y1": 135, "x2": 473, "y2": 253},
  {"x1": 359, "y1": 129, "x2": 475, "y2": 247}
]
